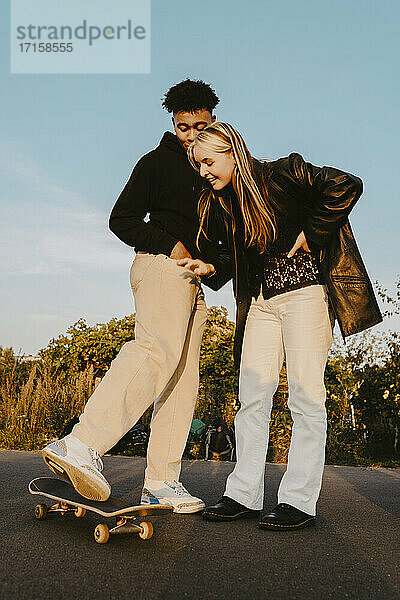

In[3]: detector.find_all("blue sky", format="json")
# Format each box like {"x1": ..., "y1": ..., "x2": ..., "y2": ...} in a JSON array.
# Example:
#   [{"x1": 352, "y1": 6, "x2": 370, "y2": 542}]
[{"x1": 1, "y1": 0, "x2": 399, "y2": 355}]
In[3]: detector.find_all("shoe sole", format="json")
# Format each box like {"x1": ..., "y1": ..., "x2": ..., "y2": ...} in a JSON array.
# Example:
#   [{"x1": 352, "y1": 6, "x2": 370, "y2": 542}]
[
  {"x1": 258, "y1": 518, "x2": 316, "y2": 530},
  {"x1": 172, "y1": 504, "x2": 205, "y2": 514},
  {"x1": 141, "y1": 497, "x2": 205, "y2": 514},
  {"x1": 42, "y1": 448, "x2": 111, "y2": 502},
  {"x1": 202, "y1": 511, "x2": 259, "y2": 522}
]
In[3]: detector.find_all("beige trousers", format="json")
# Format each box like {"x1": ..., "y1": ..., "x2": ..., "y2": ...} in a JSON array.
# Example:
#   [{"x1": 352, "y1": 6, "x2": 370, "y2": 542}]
[{"x1": 72, "y1": 252, "x2": 208, "y2": 482}]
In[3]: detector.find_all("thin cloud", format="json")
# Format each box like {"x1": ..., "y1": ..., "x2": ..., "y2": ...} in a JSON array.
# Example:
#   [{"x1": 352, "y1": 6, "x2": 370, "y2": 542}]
[{"x1": 0, "y1": 145, "x2": 131, "y2": 276}]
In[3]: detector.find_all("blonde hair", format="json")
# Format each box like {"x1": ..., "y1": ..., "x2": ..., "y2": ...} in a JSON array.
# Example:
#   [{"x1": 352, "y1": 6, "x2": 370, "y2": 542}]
[{"x1": 187, "y1": 122, "x2": 276, "y2": 252}]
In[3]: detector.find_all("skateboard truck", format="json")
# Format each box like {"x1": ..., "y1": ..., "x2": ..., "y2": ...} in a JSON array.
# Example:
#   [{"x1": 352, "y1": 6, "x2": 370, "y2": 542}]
[
  {"x1": 94, "y1": 517, "x2": 154, "y2": 544},
  {"x1": 34, "y1": 501, "x2": 86, "y2": 519}
]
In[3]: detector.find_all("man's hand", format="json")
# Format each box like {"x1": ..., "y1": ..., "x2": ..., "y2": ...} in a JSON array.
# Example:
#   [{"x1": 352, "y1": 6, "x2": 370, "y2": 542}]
[
  {"x1": 176, "y1": 257, "x2": 216, "y2": 277},
  {"x1": 170, "y1": 241, "x2": 192, "y2": 260},
  {"x1": 287, "y1": 231, "x2": 311, "y2": 258}
]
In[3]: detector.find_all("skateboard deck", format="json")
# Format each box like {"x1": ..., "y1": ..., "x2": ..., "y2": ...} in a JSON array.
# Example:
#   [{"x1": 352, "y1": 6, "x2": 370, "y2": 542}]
[{"x1": 29, "y1": 477, "x2": 173, "y2": 544}]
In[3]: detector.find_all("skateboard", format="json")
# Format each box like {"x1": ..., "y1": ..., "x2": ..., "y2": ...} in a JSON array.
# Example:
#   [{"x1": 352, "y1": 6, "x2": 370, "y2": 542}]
[{"x1": 29, "y1": 477, "x2": 173, "y2": 544}]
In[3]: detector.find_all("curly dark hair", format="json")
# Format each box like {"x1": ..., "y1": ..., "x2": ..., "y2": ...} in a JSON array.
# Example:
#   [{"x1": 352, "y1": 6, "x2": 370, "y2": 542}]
[{"x1": 162, "y1": 78, "x2": 220, "y2": 115}]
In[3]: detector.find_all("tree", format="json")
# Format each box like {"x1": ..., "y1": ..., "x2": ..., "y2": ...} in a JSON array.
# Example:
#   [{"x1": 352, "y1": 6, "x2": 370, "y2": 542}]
[
  {"x1": 324, "y1": 277, "x2": 400, "y2": 463},
  {"x1": 196, "y1": 306, "x2": 238, "y2": 425},
  {"x1": 355, "y1": 331, "x2": 400, "y2": 457},
  {"x1": 39, "y1": 315, "x2": 136, "y2": 378}
]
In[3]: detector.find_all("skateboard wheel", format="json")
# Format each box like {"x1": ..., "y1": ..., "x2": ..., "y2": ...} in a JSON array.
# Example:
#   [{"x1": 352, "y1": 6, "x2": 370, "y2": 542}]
[
  {"x1": 139, "y1": 521, "x2": 153, "y2": 540},
  {"x1": 94, "y1": 524, "x2": 109, "y2": 544},
  {"x1": 34, "y1": 504, "x2": 48, "y2": 520},
  {"x1": 74, "y1": 507, "x2": 86, "y2": 518}
]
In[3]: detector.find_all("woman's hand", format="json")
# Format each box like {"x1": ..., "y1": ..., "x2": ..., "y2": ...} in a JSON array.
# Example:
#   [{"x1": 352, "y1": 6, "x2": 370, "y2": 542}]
[
  {"x1": 176, "y1": 258, "x2": 216, "y2": 277},
  {"x1": 287, "y1": 231, "x2": 311, "y2": 258}
]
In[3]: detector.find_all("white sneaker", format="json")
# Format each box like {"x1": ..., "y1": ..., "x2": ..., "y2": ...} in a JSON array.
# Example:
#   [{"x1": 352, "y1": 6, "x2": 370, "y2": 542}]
[
  {"x1": 141, "y1": 479, "x2": 205, "y2": 514},
  {"x1": 42, "y1": 434, "x2": 111, "y2": 501}
]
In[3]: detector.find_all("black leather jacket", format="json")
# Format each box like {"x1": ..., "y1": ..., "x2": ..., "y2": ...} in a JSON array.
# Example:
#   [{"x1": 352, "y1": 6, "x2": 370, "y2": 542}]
[{"x1": 207, "y1": 153, "x2": 383, "y2": 370}]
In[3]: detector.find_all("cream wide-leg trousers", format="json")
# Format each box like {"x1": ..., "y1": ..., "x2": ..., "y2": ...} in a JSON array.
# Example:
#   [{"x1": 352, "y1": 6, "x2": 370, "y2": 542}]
[
  {"x1": 225, "y1": 284, "x2": 334, "y2": 516},
  {"x1": 72, "y1": 252, "x2": 208, "y2": 483}
]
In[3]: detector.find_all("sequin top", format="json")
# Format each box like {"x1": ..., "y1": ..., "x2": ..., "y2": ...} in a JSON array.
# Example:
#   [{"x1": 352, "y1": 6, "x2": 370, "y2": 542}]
[{"x1": 252, "y1": 213, "x2": 324, "y2": 300}]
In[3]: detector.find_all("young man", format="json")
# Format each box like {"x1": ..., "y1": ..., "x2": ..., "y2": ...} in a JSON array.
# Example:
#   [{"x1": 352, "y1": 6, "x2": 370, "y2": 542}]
[{"x1": 41, "y1": 79, "x2": 232, "y2": 513}]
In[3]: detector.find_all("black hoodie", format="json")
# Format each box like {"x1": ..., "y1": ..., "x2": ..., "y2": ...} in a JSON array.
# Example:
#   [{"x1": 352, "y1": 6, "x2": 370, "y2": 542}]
[{"x1": 109, "y1": 131, "x2": 232, "y2": 290}]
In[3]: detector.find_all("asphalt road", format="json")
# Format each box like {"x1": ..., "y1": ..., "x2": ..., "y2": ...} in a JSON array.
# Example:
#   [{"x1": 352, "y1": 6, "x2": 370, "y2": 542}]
[{"x1": 1, "y1": 450, "x2": 399, "y2": 600}]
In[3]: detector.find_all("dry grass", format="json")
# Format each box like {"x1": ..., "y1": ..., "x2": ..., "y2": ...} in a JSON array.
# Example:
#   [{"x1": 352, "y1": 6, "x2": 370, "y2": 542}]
[{"x1": 0, "y1": 360, "x2": 95, "y2": 450}]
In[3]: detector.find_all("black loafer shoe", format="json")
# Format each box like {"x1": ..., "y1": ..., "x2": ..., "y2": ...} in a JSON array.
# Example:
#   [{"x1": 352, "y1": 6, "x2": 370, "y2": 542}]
[
  {"x1": 259, "y1": 503, "x2": 316, "y2": 530},
  {"x1": 202, "y1": 496, "x2": 259, "y2": 521}
]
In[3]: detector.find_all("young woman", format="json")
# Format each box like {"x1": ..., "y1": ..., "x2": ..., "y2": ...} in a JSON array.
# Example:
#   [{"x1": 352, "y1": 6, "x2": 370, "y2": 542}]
[{"x1": 177, "y1": 122, "x2": 382, "y2": 530}]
